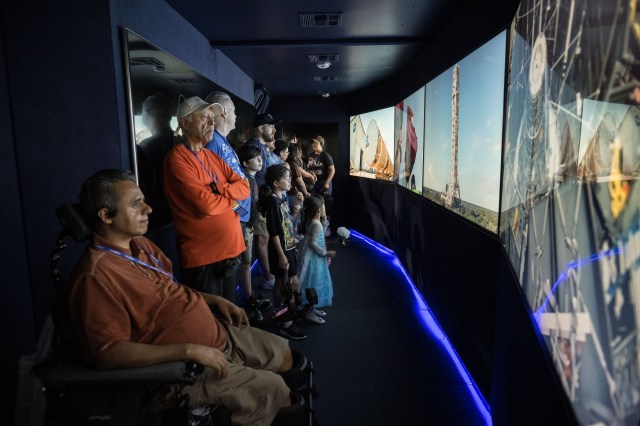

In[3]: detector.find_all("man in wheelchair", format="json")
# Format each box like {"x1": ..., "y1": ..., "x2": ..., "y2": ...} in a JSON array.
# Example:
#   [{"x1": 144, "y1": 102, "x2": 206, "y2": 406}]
[{"x1": 66, "y1": 169, "x2": 308, "y2": 425}]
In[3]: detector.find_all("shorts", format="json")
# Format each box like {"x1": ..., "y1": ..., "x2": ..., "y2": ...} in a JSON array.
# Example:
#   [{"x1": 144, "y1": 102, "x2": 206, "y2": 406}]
[
  {"x1": 180, "y1": 324, "x2": 290, "y2": 425},
  {"x1": 253, "y1": 212, "x2": 268, "y2": 237},
  {"x1": 269, "y1": 248, "x2": 297, "y2": 279},
  {"x1": 240, "y1": 223, "x2": 254, "y2": 264}
]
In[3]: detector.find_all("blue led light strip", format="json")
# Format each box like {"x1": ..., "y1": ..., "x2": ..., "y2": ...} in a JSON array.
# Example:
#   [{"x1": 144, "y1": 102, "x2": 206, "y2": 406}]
[{"x1": 349, "y1": 229, "x2": 493, "y2": 425}]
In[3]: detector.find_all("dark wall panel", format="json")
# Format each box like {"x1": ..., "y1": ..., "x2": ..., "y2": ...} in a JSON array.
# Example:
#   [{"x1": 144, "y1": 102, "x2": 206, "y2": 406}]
[
  {"x1": 346, "y1": 176, "x2": 578, "y2": 422},
  {"x1": 269, "y1": 95, "x2": 350, "y2": 231},
  {"x1": 2, "y1": 0, "x2": 122, "y2": 334},
  {"x1": 346, "y1": 177, "x2": 501, "y2": 397},
  {"x1": 0, "y1": 18, "x2": 36, "y2": 424}
]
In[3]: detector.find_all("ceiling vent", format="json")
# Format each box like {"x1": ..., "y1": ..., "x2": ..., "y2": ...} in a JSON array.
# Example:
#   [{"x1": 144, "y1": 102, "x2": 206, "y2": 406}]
[
  {"x1": 129, "y1": 57, "x2": 165, "y2": 67},
  {"x1": 308, "y1": 54, "x2": 339, "y2": 64},
  {"x1": 298, "y1": 13, "x2": 343, "y2": 28},
  {"x1": 312, "y1": 76, "x2": 338, "y2": 81}
]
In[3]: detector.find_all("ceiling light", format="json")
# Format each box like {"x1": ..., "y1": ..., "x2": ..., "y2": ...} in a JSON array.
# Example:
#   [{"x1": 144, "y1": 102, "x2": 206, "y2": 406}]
[{"x1": 316, "y1": 61, "x2": 331, "y2": 69}]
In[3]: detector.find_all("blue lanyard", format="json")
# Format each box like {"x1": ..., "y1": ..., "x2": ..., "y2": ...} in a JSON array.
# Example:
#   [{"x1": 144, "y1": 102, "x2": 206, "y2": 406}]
[
  {"x1": 183, "y1": 143, "x2": 220, "y2": 184},
  {"x1": 93, "y1": 243, "x2": 178, "y2": 284}
]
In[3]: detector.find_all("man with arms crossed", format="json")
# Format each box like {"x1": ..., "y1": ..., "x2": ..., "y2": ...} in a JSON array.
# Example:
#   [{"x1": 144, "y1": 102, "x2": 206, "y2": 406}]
[{"x1": 164, "y1": 96, "x2": 249, "y2": 302}]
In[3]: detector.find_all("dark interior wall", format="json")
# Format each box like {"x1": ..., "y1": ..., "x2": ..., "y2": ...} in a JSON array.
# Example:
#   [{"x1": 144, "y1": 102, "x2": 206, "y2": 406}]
[
  {"x1": 2, "y1": 0, "x2": 123, "y2": 333},
  {"x1": 344, "y1": 178, "x2": 501, "y2": 399},
  {"x1": 0, "y1": 17, "x2": 36, "y2": 423},
  {"x1": 269, "y1": 95, "x2": 350, "y2": 230}
]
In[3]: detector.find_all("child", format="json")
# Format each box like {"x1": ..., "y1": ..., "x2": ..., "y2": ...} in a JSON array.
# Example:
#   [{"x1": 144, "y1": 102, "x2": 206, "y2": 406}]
[
  {"x1": 297, "y1": 195, "x2": 336, "y2": 324},
  {"x1": 236, "y1": 144, "x2": 271, "y2": 319},
  {"x1": 260, "y1": 164, "x2": 307, "y2": 340}
]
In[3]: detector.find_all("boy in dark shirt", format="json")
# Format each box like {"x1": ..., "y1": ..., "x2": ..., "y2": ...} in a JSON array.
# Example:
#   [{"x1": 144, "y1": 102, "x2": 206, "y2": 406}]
[{"x1": 237, "y1": 144, "x2": 271, "y2": 318}]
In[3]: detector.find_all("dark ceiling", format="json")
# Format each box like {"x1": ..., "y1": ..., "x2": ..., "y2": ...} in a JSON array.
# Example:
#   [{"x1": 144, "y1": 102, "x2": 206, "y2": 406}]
[{"x1": 164, "y1": 0, "x2": 519, "y2": 98}]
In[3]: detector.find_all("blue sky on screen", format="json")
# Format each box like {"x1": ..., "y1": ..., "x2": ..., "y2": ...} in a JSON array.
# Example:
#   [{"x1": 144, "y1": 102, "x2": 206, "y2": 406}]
[{"x1": 423, "y1": 31, "x2": 506, "y2": 211}]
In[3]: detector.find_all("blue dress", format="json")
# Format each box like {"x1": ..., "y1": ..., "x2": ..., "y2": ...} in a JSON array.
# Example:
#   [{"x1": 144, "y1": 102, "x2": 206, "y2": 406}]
[{"x1": 297, "y1": 219, "x2": 333, "y2": 307}]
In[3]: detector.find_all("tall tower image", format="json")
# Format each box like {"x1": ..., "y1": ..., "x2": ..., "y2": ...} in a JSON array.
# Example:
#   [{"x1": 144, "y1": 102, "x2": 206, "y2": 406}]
[{"x1": 442, "y1": 64, "x2": 461, "y2": 207}]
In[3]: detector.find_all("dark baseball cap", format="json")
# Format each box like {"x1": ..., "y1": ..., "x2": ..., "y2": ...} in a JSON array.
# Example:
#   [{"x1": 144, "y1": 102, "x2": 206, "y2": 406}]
[{"x1": 253, "y1": 113, "x2": 280, "y2": 127}]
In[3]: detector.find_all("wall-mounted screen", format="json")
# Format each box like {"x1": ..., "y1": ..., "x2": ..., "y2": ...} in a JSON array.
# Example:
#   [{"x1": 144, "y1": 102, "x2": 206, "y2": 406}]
[
  {"x1": 349, "y1": 106, "x2": 395, "y2": 181},
  {"x1": 500, "y1": 0, "x2": 640, "y2": 424},
  {"x1": 421, "y1": 31, "x2": 506, "y2": 233},
  {"x1": 393, "y1": 87, "x2": 425, "y2": 193}
]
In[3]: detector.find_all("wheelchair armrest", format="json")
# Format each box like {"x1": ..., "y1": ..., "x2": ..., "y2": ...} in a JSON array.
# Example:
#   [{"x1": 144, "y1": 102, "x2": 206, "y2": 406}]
[{"x1": 39, "y1": 361, "x2": 203, "y2": 388}]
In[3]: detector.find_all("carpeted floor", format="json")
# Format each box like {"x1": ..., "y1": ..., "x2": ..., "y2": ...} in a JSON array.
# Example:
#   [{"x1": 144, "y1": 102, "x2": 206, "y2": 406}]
[{"x1": 252, "y1": 233, "x2": 490, "y2": 426}]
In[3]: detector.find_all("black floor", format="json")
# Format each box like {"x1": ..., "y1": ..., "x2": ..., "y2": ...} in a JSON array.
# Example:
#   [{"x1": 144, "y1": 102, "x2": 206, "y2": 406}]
[{"x1": 252, "y1": 232, "x2": 491, "y2": 426}]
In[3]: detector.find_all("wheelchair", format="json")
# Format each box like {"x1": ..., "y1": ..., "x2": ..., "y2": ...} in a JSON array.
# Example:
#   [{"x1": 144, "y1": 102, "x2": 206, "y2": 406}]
[{"x1": 32, "y1": 203, "x2": 318, "y2": 425}]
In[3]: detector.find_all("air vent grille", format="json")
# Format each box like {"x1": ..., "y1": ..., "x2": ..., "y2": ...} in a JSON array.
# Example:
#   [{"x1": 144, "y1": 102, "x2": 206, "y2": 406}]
[
  {"x1": 298, "y1": 13, "x2": 343, "y2": 28},
  {"x1": 129, "y1": 57, "x2": 165, "y2": 67},
  {"x1": 308, "y1": 54, "x2": 339, "y2": 63},
  {"x1": 312, "y1": 76, "x2": 338, "y2": 81}
]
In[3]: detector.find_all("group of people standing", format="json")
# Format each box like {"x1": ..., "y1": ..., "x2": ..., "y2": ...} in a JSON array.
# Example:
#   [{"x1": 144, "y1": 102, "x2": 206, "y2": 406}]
[
  {"x1": 67, "y1": 92, "x2": 338, "y2": 425},
  {"x1": 138, "y1": 92, "x2": 337, "y2": 341}
]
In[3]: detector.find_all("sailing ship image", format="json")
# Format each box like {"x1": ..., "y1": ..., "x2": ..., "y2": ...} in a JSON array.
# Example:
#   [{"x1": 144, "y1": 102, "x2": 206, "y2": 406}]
[
  {"x1": 349, "y1": 113, "x2": 394, "y2": 180},
  {"x1": 368, "y1": 120, "x2": 394, "y2": 180},
  {"x1": 578, "y1": 103, "x2": 640, "y2": 183}
]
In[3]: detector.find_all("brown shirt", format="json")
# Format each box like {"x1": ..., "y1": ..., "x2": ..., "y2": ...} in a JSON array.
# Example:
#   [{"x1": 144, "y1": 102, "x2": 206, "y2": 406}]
[{"x1": 68, "y1": 234, "x2": 227, "y2": 363}]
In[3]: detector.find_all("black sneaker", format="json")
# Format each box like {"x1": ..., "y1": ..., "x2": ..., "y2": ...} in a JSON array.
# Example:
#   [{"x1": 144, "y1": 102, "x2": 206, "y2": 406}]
[
  {"x1": 280, "y1": 323, "x2": 307, "y2": 340},
  {"x1": 252, "y1": 293, "x2": 273, "y2": 312},
  {"x1": 245, "y1": 302, "x2": 264, "y2": 324}
]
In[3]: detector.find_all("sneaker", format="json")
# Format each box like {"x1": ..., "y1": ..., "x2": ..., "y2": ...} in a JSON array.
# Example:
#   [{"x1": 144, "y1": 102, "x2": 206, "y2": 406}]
[
  {"x1": 261, "y1": 276, "x2": 275, "y2": 289},
  {"x1": 313, "y1": 308, "x2": 327, "y2": 317},
  {"x1": 253, "y1": 293, "x2": 273, "y2": 312},
  {"x1": 304, "y1": 311, "x2": 325, "y2": 325},
  {"x1": 246, "y1": 292, "x2": 272, "y2": 312},
  {"x1": 245, "y1": 302, "x2": 264, "y2": 324},
  {"x1": 280, "y1": 323, "x2": 307, "y2": 340}
]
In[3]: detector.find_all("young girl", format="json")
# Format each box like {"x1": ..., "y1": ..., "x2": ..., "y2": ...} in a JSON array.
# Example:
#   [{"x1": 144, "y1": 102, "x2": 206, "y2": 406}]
[
  {"x1": 297, "y1": 195, "x2": 336, "y2": 324},
  {"x1": 259, "y1": 164, "x2": 307, "y2": 340}
]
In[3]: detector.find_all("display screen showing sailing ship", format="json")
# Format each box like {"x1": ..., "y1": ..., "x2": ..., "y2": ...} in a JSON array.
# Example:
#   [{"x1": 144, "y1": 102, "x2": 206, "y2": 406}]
[{"x1": 349, "y1": 106, "x2": 395, "y2": 181}]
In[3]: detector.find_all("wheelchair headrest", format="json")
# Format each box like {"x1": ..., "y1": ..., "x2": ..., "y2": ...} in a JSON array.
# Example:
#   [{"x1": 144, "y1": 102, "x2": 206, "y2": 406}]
[{"x1": 56, "y1": 204, "x2": 91, "y2": 242}]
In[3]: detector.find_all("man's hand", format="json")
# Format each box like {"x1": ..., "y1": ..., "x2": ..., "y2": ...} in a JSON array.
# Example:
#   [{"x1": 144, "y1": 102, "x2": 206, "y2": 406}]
[{"x1": 188, "y1": 344, "x2": 229, "y2": 379}]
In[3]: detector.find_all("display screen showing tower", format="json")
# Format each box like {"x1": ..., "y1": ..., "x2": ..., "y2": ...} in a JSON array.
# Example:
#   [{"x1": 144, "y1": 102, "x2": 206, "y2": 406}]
[
  {"x1": 350, "y1": 106, "x2": 395, "y2": 181},
  {"x1": 421, "y1": 31, "x2": 506, "y2": 233},
  {"x1": 500, "y1": 0, "x2": 640, "y2": 424},
  {"x1": 393, "y1": 87, "x2": 425, "y2": 193}
]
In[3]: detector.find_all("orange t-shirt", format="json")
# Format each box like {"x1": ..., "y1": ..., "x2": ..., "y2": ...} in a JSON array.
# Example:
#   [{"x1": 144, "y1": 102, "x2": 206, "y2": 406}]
[
  {"x1": 68, "y1": 235, "x2": 227, "y2": 363},
  {"x1": 163, "y1": 143, "x2": 250, "y2": 268}
]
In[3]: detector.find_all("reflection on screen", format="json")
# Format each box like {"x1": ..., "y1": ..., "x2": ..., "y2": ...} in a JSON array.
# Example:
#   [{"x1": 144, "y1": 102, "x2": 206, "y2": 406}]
[
  {"x1": 394, "y1": 87, "x2": 425, "y2": 193},
  {"x1": 350, "y1": 106, "x2": 395, "y2": 181},
  {"x1": 500, "y1": 0, "x2": 640, "y2": 424},
  {"x1": 421, "y1": 31, "x2": 506, "y2": 233}
]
